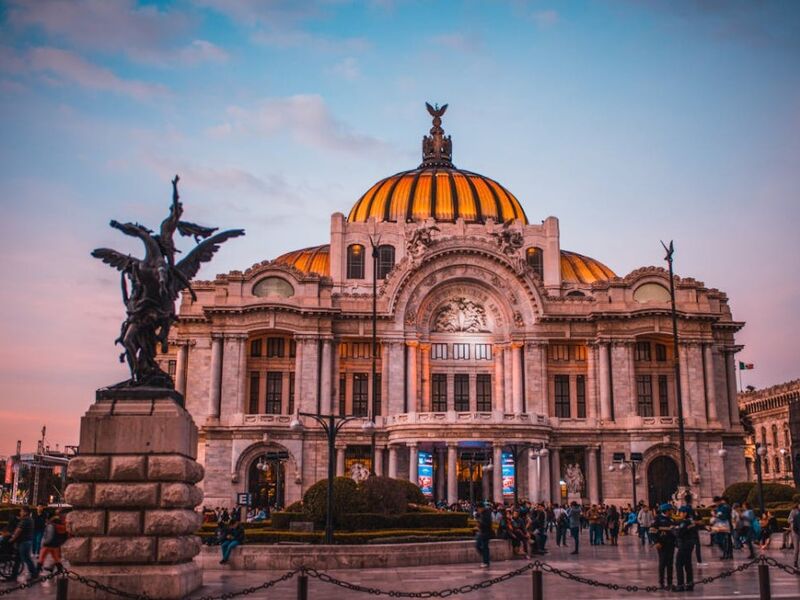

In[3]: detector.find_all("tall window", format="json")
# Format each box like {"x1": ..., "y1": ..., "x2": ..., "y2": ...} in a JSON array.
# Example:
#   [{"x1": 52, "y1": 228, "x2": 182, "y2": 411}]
[
  {"x1": 549, "y1": 345, "x2": 569, "y2": 361},
  {"x1": 772, "y1": 424, "x2": 779, "y2": 447},
  {"x1": 431, "y1": 343, "x2": 448, "y2": 359},
  {"x1": 352, "y1": 373, "x2": 368, "y2": 416},
  {"x1": 636, "y1": 375, "x2": 654, "y2": 417},
  {"x1": 250, "y1": 338, "x2": 262, "y2": 357},
  {"x1": 347, "y1": 244, "x2": 365, "y2": 279},
  {"x1": 453, "y1": 344, "x2": 470, "y2": 360},
  {"x1": 339, "y1": 376, "x2": 346, "y2": 415},
  {"x1": 658, "y1": 374, "x2": 669, "y2": 416},
  {"x1": 167, "y1": 360, "x2": 177, "y2": 378},
  {"x1": 576, "y1": 375, "x2": 586, "y2": 418},
  {"x1": 289, "y1": 339, "x2": 297, "y2": 357},
  {"x1": 475, "y1": 344, "x2": 492, "y2": 360},
  {"x1": 288, "y1": 375, "x2": 295, "y2": 414},
  {"x1": 526, "y1": 247, "x2": 543, "y2": 278},
  {"x1": 760, "y1": 426, "x2": 767, "y2": 446},
  {"x1": 574, "y1": 346, "x2": 587, "y2": 361},
  {"x1": 774, "y1": 456, "x2": 781, "y2": 473},
  {"x1": 432, "y1": 374, "x2": 447, "y2": 411},
  {"x1": 655, "y1": 343, "x2": 668, "y2": 362},
  {"x1": 454, "y1": 374, "x2": 470, "y2": 411},
  {"x1": 554, "y1": 375, "x2": 570, "y2": 418},
  {"x1": 376, "y1": 245, "x2": 395, "y2": 279},
  {"x1": 785, "y1": 424, "x2": 791, "y2": 447},
  {"x1": 249, "y1": 372, "x2": 260, "y2": 414},
  {"x1": 476, "y1": 375, "x2": 492, "y2": 411},
  {"x1": 266, "y1": 372, "x2": 282, "y2": 414},
  {"x1": 764, "y1": 456, "x2": 770, "y2": 474},
  {"x1": 785, "y1": 454, "x2": 792, "y2": 473},
  {"x1": 266, "y1": 337, "x2": 285, "y2": 357},
  {"x1": 373, "y1": 374, "x2": 381, "y2": 417},
  {"x1": 635, "y1": 342, "x2": 651, "y2": 362}
]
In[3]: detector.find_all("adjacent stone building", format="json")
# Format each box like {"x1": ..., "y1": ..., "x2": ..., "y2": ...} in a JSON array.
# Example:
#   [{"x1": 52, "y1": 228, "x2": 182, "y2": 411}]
[
  {"x1": 738, "y1": 379, "x2": 800, "y2": 486},
  {"x1": 164, "y1": 106, "x2": 747, "y2": 509}
]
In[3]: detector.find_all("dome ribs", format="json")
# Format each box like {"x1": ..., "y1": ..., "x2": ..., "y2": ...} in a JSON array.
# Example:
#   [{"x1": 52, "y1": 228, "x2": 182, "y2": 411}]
[{"x1": 405, "y1": 169, "x2": 424, "y2": 222}]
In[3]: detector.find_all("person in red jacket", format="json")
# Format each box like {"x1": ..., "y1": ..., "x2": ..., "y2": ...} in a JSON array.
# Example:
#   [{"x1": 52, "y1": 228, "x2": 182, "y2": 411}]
[{"x1": 37, "y1": 512, "x2": 68, "y2": 573}]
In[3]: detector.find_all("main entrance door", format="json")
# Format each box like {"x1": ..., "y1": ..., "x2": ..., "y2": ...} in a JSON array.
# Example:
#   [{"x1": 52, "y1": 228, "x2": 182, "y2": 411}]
[
  {"x1": 647, "y1": 456, "x2": 679, "y2": 506},
  {"x1": 248, "y1": 459, "x2": 285, "y2": 509}
]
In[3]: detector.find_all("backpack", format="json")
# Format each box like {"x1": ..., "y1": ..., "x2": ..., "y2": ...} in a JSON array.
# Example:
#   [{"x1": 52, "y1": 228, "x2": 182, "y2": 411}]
[{"x1": 51, "y1": 522, "x2": 69, "y2": 547}]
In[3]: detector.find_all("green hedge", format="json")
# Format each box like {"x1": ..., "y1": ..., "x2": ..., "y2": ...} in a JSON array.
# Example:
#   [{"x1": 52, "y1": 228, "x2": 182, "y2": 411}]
[
  {"x1": 270, "y1": 511, "x2": 470, "y2": 531},
  {"x1": 198, "y1": 528, "x2": 473, "y2": 545},
  {"x1": 723, "y1": 482, "x2": 756, "y2": 505},
  {"x1": 746, "y1": 483, "x2": 797, "y2": 506}
]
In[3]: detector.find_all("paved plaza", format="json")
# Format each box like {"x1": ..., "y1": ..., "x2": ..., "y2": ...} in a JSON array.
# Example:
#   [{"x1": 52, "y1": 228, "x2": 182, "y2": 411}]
[{"x1": 3, "y1": 533, "x2": 800, "y2": 599}]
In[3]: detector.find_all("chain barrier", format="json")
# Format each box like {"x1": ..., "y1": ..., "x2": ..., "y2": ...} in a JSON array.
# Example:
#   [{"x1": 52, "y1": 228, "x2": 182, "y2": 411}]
[
  {"x1": 0, "y1": 568, "x2": 61, "y2": 597},
  {"x1": 758, "y1": 556, "x2": 800, "y2": 577},
  {"x1": 304, "y1": 562, "x2": 537, "y2": 597},
  {"x1": 190, "y1": 568, "x2": 299, "y2": 600}
]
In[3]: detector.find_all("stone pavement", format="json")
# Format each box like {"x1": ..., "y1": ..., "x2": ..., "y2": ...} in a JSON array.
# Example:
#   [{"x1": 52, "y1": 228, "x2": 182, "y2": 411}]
[{"x1": 3, "y1": 533, "x2": 800, "y2": 599}]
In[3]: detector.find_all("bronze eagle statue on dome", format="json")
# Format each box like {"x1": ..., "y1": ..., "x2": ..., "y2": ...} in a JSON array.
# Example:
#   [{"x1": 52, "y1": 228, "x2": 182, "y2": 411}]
[{"x1": 92, "y1": 176, "x2": 244, "y2": 390}]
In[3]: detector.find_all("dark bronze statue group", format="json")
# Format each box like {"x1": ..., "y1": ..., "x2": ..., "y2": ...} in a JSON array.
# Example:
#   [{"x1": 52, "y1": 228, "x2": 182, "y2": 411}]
[{"x1": 92, "y1": 176, "x2": 244, "y2": 390}]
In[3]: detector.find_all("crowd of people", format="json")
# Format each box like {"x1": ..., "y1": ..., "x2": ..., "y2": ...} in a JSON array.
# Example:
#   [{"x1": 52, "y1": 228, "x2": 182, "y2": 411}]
[{"x1": 1, "y1": 505, "x2": 68, "y2": 583}]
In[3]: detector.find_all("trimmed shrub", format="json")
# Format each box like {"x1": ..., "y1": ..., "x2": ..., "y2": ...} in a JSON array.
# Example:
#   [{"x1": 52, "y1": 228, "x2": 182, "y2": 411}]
[
  {"x1": 792, "y1": 493, "x2": 800, "y2": 504},
  {"x1": 270, "y1": 512, "x2": 314, "y2": 530},
  {"x1": 303, "y1": 477, "x2": 365, "y2": 527},
  {"x1": 285, "y1": 500, "x2": 304, "y2": 513},
  {"x1": 394, "y1": 478, "x2": 426, "y2": 505},
  {"x1": 746, "y1": 483, "x2": 797, "y2": 506},
  {"x1": 197, "y1": 528, "x2": 474, "y2": 545},
  {"x1": 360, "y1": 476, "x2": 409, "y2": 516},
  {"x1": 723, "y1": 482, "x2": 756, "y2": 505}
]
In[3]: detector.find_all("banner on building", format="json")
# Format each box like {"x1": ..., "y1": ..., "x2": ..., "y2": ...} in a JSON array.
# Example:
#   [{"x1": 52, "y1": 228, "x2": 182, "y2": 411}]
[
  {"x1": 418, "y1": 451, "x2": 433, "y2": 497},
  {"x1": 501, "y1": 451, "x2": 515, "y2": 497}
]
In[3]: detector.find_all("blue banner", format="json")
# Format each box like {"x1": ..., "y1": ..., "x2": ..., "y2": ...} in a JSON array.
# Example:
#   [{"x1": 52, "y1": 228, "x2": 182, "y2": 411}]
[
  {"x1": 502, "y1": 452, "x2": 515, "y2": 497},
  {"x1": 418, "y1": 451, "x2": 433, "y2": 496}
]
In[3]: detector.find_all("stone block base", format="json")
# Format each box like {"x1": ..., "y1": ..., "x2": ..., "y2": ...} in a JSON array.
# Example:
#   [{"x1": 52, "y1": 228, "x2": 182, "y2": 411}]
[{"x1": 66, "y1": 562, "x2": 202, "y2": 600}]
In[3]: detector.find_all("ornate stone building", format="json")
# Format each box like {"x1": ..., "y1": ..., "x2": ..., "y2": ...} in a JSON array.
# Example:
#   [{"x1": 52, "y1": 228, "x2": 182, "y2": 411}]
[
  {"x1": 739, "y1": 379, "x2": 800, "y2": 486},
  {"x1": 165, "y1": 106, "x2": 747, "y2": 509}
]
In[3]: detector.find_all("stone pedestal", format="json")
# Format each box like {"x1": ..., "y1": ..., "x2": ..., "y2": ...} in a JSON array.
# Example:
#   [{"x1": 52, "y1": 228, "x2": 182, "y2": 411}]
[{"x1": 63, "y1": 391, "x2": 204, "y2": 600}]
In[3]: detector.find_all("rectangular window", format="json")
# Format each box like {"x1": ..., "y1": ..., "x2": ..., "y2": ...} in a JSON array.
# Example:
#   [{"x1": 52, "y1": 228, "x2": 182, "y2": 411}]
[
  {"x1": 289, "y1": 339, "x2": 297, "y2": 358},
  {"x1": 655, "y1": 343, "x2": 667, "y2": 362},
  {"x1": 453, "y1": 343, "x2": 470, "y2": 360},
  {"x1": 431, "y1": 343, "x2": 448, "y2": 360},
  {"x1": 339, "y1": 342, "x2": 375, "y2": 359},
  {"x1": 454, "y1": 374, "x2": 470, "y2": 411},
  {"x1": 167, "y1": 360, "x2": 177, "y2": 377},
  {"x1": 377, "y1": 245, "x2": 395, "y2": 279},
  {"x1": 635, "y1": 342, "x2": 651, "y2": 362},
  {"x1": 432, "y1": 374, "x2": 448, "y2": 411},
  {"x1": 476, "y1": 374, "x2": 492, "y2": 411},
  {"x1": 573, "y1": 346, "x2": 587, "y2": 361},
  {"x1": 658, "y1": 374, "x2": 668, "y2": 416},
  {"x1": 352, "y1": 373, "x2": 368, "y2": 417},
  {"x1": 339, "y1": 376, "x2": 346, "y2": 416},
  {"x1": 266, "y1": 337, "x2": 285, "y2": 358},
  {"x1": 636, "y1": 374, "x2": 654, "y2": 417},
  {"x1": 549, "y1": 344, "x2": 569, "y2": 361},
  {"x1": 288, "y1": 374, "x2": 295, "y2": 415},
  {"x1": 250, "y1": 338, "x2": 262, "y2": 357},
  {"x1": 248, "y1": 372, "x2": 260, "y2": 414},
  {"x1": 576, "y1": 375, "x2": 586, "y2": 418},
  {"x1": 265, "y1": 372, "x2": 282, "y2": 414},
  {"x1": 475, "y1": 344, "x2": 492, "y2": 360},
  {"x1": 554, "y1": 375, "x2": 570, "y2": 418},
  {"x1": 373, "y1": 374, "x2": 381, "y2": 417}
]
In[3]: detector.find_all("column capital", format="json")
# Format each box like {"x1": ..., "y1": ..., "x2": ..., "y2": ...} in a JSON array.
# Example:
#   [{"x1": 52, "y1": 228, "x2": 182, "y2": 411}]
[
  {"x1": 211, "y1": 332, "x2": 225, "y2": 341},
  {"x1": 510, "y1": 341, "x2": 524, "y2": 350},
  {"x1": 294, "y1": 334, "x2": 320, "y2": 343},
  {"x1": 406, "y1": 441, "x2": 418, "y2": 449},
  {"x1": 446, "y1": 441, "x2": 459, "y2": 449},
  {"x1": 172, "y1": 338, "x2": 194, "y2": 347},
  {"x1": 419, "y1": 343, "x2": 431, "y2": 352},
  {"x1": 406, "y1": 340, "x2": 419, "y2": 348}
]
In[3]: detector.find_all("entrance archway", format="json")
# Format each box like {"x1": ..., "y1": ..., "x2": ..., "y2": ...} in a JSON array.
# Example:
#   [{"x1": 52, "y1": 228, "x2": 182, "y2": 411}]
[
  {"x1": 247, "y1": 458, "x2": 286, "y2": 509},
  {"x1": 647, "y1": 456, "x2": 679, "y2": 506}
]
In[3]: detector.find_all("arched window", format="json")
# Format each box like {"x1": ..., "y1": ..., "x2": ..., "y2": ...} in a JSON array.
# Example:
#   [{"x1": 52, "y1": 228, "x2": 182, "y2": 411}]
[
  {"x1": 633, "y1": 283, "x2": 671, "y2": 303},
  {"x1": 764, "y1": 457, "x2": 770, "y2": 474},
  {"x1": 785, "y1": 454, "x2": 792, "y2": 473},
  {"x1": 774, "y1": 456, "x2": 781, "y2": 473},
  {"x1": 347, "y1": 244, "x2": 365, "y2": 279},
  {"x1": 376, "y1": 245, "x2": 395, "y2": 279},
  {"x1": 252, "y1": 277, "x2": 294, "y2": 298},
  {"x1": 526, "y1": 247, "x2": 543, "y2": 278},
  {"x1": 772, "y1": 424, "x2": 779, "y2": 447},
  {"x1": 784, "y1": 423, "x2": 791, "y2": 447},
  {"x1": 760, "y1": 426, "x2": 767, "y2": 446},
  {"x1": 566, "y1": 290, "x2": 585, "y2": 298}
]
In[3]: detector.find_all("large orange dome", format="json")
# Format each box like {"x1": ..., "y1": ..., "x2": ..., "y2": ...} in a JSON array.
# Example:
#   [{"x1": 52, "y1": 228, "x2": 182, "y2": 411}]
[{"x1": 348, "y1": 103, "x2": 527, "y2": 224}]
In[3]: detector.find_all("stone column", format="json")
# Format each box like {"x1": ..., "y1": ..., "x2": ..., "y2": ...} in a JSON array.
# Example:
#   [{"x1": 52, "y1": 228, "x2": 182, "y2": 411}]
[
  {"x1": 374, "y1": 445, "x2": 384, "y2": 477},
  {"x1": 293, "y1": 335, "x2": 304, "y2": 411},
  {"x1": 550, "y1": 447, "x2": 561, "y2": 504},
  {"x1": 388, "y1": 446, "x2": 398, "y2": 479},
  {"x1": 420, "y1": 344, "x2": 431, "y2": 412},
  {"x1": 598, "y1": 342, "x2": 612, "y2": 421},
  {"x1": 586, "y1": 446, "x2": 599, "y2": 504},
  {"x1": 704, "y1": 344, "x2": 719, "y2": 423},
  {"x1": 511, "y1": 343, "x2": 523, "y2": 414},
  {"x1": 494, "y1": 344, "x2": 505, "y2": 412},
  {"x1": 627, "y1": 343, "x2": 638, "y2": 417},
  {"x1": 586, "y1": 343, "x2": 597, "y2": 419},
  {"x1": 447, "y1": 443, "x2": 458, "y2": 506},
  {"x1": 724, "y1": 350, "x2": 739, "y2": 426},
  {"x1": 386, "y1": 341, "x2": 404, "y2": 416},
  {"x1": 320, "y1": 337, "x2": 333, "y2": 415},
  {"x1": 336, "y1": 446, "x2": 346, "y2": 477},
  {"x1": 297, "y1": 337, "x2": 319, "y2": 413},
  {"x1": 407, "y1": 341, "x2": 419, "y2": 413},
  {"x1": 208, "y1": 334, "x2": 223, "y2": 418},
  {"x1": 64, "y1": 393, "x2": 203, "y2": 599},
  {"x1": 539, "y1": 451, "x2": 551, "y2": 504},
  {"x1": 492, "y1": 443, "x2": 504, "y2": 503},
  {"x1": 527, "y1": 450, "x2": 539, "y2": 502},
  {"x1": 330, "y1": 338, "x2": 340, "y2": 415},
  {"x1": 436, "y1": 448, "x2": 446, "y2": 501},
  {"x1": 381, "y1": 343, "x2": 390, "y2": 418},
  {"x1": 220, "y1": 334, "x2": 246, "y2": 418},
  {"x1": 408, "y1": 443, "x2": 418, "y2": 483},
  {"x1": 503, "y1": 345, "x2": 513, "y2": 413},
  {"x1": 174, "y1": 341, "x2": 189, "y2": 396}
]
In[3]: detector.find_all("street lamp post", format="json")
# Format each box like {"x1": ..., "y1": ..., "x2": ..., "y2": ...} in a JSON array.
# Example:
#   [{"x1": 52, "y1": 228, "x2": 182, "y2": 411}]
[
  {"x1": 754, "y1": 443, "x2": 766, "y2": 516},
  {"x1": 662, "y1": 241, "x2": 690, "y2": 497},
  {"x1": 610, "y1": 452, "x2": 643, "y2": 508},
  {"x1": 291, "y1": 412, "x2": 375, "y2": 544}
]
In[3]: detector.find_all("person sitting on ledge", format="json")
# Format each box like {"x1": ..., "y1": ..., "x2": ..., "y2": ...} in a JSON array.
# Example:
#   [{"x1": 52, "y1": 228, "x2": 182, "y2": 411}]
[{"x1": 219, "y1": 520, "x2": 245, "y2": 565}]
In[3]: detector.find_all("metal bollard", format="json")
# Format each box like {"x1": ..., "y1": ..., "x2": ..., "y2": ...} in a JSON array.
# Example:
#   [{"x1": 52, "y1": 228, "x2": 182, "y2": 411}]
[
  {"x1": 758, "y1": 563, "x2": 771, "y2": 600},
  {"x1": 531, "y1": 569, "x2": 543, "y2": 600},
  {"x1": 297, "y1": 571, "x2": 308, "y2": 600},
  {"x1": 56, "y1": 576, "x2": 69, "y2": 600}
]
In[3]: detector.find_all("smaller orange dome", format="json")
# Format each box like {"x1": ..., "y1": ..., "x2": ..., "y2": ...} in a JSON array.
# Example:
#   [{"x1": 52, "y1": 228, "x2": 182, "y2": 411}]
[{"x1": 274, "y1": 245, "x2": 330, "y2": 277}]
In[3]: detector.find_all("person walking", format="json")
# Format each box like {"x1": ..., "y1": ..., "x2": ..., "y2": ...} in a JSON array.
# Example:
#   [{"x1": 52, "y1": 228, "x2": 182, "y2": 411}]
[
  {"x1": 37, "y1": 512, "x2": 67, "y2": 573},
  {"x1": 675, "y1": 507, "x2": 695, "y2": 592},
  {"x1": 567, "y1": 501, "x2": 582, "y2": 555},
  {"x1": 740, "y1": 502, "x2": 756, "y2": 558},
  {"x1": 31, "y1": 505, "x2": 47, "y2": 556},
  {"x1": 714, "y1": 497, "x2": 734, "y2": 560},
  {"x1": 555, "y1": 506, "x2": 569, "y2": 547},
  {"x1": 608, "y1": 505, "x2": 620, "y2": 546},
  {"x1": 475, "y1": 503, "x2": 494, "y2": 568},
  {"x1": 651, "y1": 503, "x2": 677, "y2": 591},
  {"x1": 9, "y1": 507, "x2": 39, "y2": 582},
  {"x1": 637, "y1": 504, "x2": 653, "y2": 547}
]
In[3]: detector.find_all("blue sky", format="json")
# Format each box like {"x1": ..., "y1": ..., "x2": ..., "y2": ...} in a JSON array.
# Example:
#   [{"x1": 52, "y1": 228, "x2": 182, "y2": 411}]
[{"x1": 1, "y1": 0, "x2": 798, "y2": 454}]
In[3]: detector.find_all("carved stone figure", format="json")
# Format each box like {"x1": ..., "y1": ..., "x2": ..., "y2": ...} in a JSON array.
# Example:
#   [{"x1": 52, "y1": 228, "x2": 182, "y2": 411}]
[
  {"x1": 492, "y1": 219, "x2": 524, "y2": 256},
  {"x1": 92, "y1": 176, "x2": 244, "y2": 390},
  {"x1": 433, "y1": 297, "x2": 489, "y2": 333},
  {"x1": 406, "y1": 223, "x2": 440, "y2": 258},
  {"x1": 349, "y1": 462, "x2": 370, "y2": 483},
  {"x1": 564, "y1": 463, "x2": 585, "y2": 495}
]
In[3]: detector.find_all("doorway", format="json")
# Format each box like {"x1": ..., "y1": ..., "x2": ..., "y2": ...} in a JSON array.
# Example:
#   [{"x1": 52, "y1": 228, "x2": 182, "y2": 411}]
[
  {"x1": 647, "y1": 456, "x2": 679, "y2": 506},
  {"x1": 248, "y1": 458, "x2": 286, "y2": 509}
]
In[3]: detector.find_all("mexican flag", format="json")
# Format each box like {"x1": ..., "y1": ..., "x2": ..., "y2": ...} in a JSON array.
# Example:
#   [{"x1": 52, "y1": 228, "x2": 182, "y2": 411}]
[{"x1": 739, "y1": 362, "x2": 755, "y2": 370}]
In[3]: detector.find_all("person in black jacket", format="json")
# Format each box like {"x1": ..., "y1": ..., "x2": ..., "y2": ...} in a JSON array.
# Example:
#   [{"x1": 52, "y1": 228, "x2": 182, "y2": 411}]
[
  {"x1": 219, "y1": 520, "x2": 245, "y2": 565},
  {"x1": 674, "y1": 507, "x2": 696, "y2": 591},
  {"x1": 650, "y1": 503, "x2": 676, "y2": 591},
  {"x1": 475, "y1": 504, "x2": 494, "y2": 568}
]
